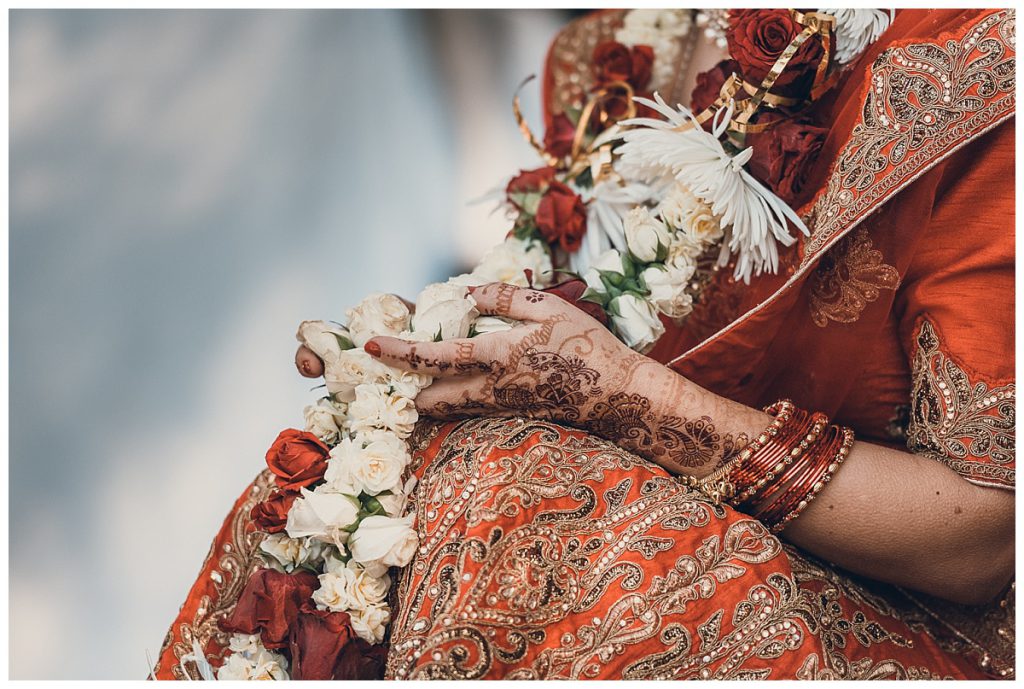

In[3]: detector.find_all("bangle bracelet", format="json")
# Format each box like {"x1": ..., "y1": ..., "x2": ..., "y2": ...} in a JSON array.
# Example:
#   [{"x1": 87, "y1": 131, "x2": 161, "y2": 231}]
[
  {"x1": 753, "y1": 421, "x2": 840, "y2": 519},
  {"x1": 733, "y1": 413, "x2": 828, "y2": 506},
  {"x1": 679, "y1": 400, "x2": 797, "y2": 505},
  {"x1": 768, "y1": 426, "x2": 854, "y2": 533}
]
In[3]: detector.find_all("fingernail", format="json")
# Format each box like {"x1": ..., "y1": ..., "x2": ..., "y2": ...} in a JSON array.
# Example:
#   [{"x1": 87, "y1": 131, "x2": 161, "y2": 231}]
[
  {"x1": 466, "y1": 285, "x2": 477, "y2": 294},
  {"x1": 364, "y1": 341, "x2": 381, "y2": 357}
]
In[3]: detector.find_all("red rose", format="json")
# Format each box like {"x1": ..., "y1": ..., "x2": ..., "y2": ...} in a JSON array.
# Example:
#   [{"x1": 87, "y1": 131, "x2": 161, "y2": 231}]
[
  {"x1": 593, "y1": 41, "x2": 654, "y2": 91},
  {"x1": 220, "y1": 569, "x2": 318, "y2": 649},
  {"x1": 288, "y1": 602, "x2": 357, "y2": 680},
  {"x1": 332, "y1": 638, "x2": 388, "y2": 680},
  {"x1": 265, "y1": 429, "x2": 329, "y2": 491},
  {"x1": 506, "y1": 166, "x2": 555, "y2": 196},
  {"x1": 543, "y1": 113, "x2": 576, "y2": 159},
  {"x1": 250, "y1": 489, "x2": 297, "y2": 533},
  {"x1": 535, "y1": 181, "x2": 587, "y2": 253},
  {"x1": 690, "y1": 59, "x2": 742, "y2": 113},
  {"x1": 747, "y1": 120, "x2": 827, "y2": 205},
  {"x1": 542, "y1": 278, "x2": 609, "y2": 327},
  {"x1": 726, "y1": 10, "x2": 824, "y2": 96}
]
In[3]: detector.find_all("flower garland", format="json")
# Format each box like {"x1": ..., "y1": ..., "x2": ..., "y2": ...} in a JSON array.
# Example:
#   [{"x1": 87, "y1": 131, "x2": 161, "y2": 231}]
[{"x1": 206, "y1": 8, "x2": 892, "y2": 681}]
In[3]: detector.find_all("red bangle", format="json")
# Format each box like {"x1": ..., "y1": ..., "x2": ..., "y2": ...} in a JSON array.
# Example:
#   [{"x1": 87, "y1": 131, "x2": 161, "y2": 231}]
[{"x1": 768, "y1": 427, "x2": 854, "y2": 533}]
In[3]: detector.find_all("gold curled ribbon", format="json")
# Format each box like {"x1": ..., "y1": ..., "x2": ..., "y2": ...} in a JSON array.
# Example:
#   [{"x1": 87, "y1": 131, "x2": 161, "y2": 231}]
[
  {"x1": 513, "y1": 75, "x2": 636, "y2": 178},
  {"x1": 512, "y1": 75, "x2": 559, "y2": 167}
]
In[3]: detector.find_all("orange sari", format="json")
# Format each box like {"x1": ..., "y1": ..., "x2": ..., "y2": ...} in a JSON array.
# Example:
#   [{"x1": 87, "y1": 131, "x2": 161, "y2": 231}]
[{"x1": 152, "y1": 8, "x2": 1015, "y2": 680}]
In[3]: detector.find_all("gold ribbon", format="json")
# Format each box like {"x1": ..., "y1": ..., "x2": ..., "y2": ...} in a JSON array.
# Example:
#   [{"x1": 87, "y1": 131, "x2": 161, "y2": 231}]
[
  {"x1": 516, "y1": 10, "x2": 839, "y2": 171},
  {"x1": 513, "y1": 75, "x2": 559, "y2": 167}
]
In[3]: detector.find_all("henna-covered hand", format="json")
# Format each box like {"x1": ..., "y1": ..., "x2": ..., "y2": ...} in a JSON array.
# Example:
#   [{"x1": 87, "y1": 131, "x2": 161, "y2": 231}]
[{"x1": 365, "y1": 282, "x2": 749, "y2": 476}]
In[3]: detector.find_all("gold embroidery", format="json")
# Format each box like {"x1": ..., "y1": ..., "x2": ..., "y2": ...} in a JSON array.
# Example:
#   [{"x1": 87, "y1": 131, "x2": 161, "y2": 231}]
[
  {"x1": 807, "y1": 228, "x2": 900, "y2": 327},
  {"x1": 386, "y1": 418, "x2": 993, "y2": 680},
  {"x1": 907, "y1": 320, "x2": 1015, "y2": 489},
  {"x1": 163, "y1": 470, "x2": 276, "y2": 679},
  {"x1": 548, "y1": 11, "x2": 626, "y2": 116},
  {"x1": 804, "y1": 10, "x2": 1016, "y2": 265}
]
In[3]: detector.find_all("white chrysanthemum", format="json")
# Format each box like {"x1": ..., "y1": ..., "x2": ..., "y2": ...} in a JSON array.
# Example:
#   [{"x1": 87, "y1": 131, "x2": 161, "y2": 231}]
[
  {"x1": 571, "y1": 179, "x2": 660, "y2": 275},
  {"x1": 823, "y1": 9, "x2": 892, "y2": 64},
  {"x1": 617, "y1": 94, "x2": 809, "y2": 283}
]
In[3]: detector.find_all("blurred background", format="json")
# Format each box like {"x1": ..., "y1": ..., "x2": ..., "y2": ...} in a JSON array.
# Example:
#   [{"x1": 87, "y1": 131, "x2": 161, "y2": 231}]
[{"x1": 9, "y1": 9, "x2": 571, "y2": 679}]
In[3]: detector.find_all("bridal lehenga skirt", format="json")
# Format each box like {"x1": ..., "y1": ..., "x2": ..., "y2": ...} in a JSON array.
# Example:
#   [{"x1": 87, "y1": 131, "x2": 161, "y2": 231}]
[{"x1": 155, "y1": 418, "x2": 1012, "y2": 680}]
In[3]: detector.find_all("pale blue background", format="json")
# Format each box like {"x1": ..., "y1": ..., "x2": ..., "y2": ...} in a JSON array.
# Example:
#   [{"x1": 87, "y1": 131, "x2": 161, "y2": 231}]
[{"x1": 10, "y1": 9, "x2": 566, "y2": 678}]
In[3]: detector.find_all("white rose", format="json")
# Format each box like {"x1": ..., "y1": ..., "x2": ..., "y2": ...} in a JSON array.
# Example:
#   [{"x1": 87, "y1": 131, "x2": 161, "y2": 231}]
[
  {"x1": 641, "y1": 265, "x2": 695, "y2": 320},
  {"x1": 658, "y1": 183, "x2": 699, "y2": 230},
  {"x1": 396, "y1": 328, "x2": 435, "y2": 343},
  {"x1": 347, "y1": 561, "x2": 392, "y2": 609},
  {"x1": 349, "y1": 514, "x2": 419, "y2": 570},
  {"x1": 583, "y1": 249, "x2": 626, "y2": 294},
  {"x1": 296, "y1": 320, "x2": 351, "y2": 367},
  {"x1": 389, "y1": 369, "x2": 432, "y2": 400},
  {"x1": 411, "y1": 282, "x2": 479, "y2": 340},
  {"x1": 685, "y1": 204, "x2": 723, "y2": 244},
  {"x1": 336, "y1": 429, "x2": 410, "y2": 496},
  {"x1": 667, "y1": 232, "x2": 706, "y2": 268},
  {"x1": 285, "y1": 486, "x2": 360, "y2": 543},
  {"x1": 311, "y1": 568, "x2": 352, "y2": 611},
  {"x1": 471, "y1": 236, "x2": 553, "y2": 288},
  {"x1": 375, "y1": 475, "x2": 417, "y2": 517},
  {"x1": 472, "y1": 316, "x2": 517, "y2": 336},
  {"x1": 259, "y1": 533, "x2": 326, "y2": 573},
  {"x1": 324, "y1": 437, "x2": 361, "y2": 494},
  {"x1": 312, "y1": 561, "x2": 390, "y2": 614},
  {"x1": 610, "y1": 293, "x2": 665, "y2": 353},
  {"x1": 226, "y1": 633, "x2": 263, "y2": 657},
  {"x1": 324, "y1": 348, "x2": 392, "y2": 403},
  {"x1": 350, "y1": 603, "x2": 391, "y2": 645},
  {"x1": 218, "y1": 635, "x2": 289, "y2": 681},
  {"x1": 624, "y1": 206, "x2": 672, "y2": 263},
  {"x1": 345, "y1": 292, "x2": 411, "y2": 347},
  {"x1": 303, "y1": 399, "x2": 346, "y2": 444},
  {"x1": 348, "y1": 383, "x2": 419, "y2": 438}
]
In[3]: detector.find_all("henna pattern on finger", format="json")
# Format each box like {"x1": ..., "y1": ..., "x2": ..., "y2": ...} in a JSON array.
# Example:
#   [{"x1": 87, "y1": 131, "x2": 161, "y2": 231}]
[
  {"x1": 524, "y1": 291, "x2": 546, "y2": 303},
  {"x1": 495, "y1": 283, "x2": 518, "y2": 315}
]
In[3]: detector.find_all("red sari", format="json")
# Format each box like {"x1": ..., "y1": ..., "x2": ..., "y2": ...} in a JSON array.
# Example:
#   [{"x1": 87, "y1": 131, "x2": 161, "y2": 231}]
[{"x1": 152, "y1": 8, "x2": 1015, "y2": 680}]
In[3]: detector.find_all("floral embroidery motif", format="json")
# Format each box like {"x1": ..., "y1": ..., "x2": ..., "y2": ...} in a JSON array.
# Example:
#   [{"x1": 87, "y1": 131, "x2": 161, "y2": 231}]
[
  {"x1": 157, "y1": 470, "x2": 276, "y2": 679},
  {"x1": 807, "y1": 228, "x2": 900, "y2": 327},
  {"x1": 384, "y1": 418, "x2": 998, "y2": 680},
  {"x1": 804, "y1": 9, "x2": 1016, "y2": 264},
  {"x1": 907, "y1": 320, "x2": 1015, "y2": 489}
]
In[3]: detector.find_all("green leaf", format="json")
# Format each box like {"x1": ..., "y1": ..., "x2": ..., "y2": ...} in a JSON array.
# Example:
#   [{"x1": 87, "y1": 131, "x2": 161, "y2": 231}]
[
  {"x1": 362, "y1": 496, "x2": 387, "y2": 516},
  {"x1": 331, "y1": 332, "x2": 355, "y2": 351},
  {"x1": 467, "y1": 323, "x2": 479, "y2": 338},
  {"x1": 433, "y1": 325, "x2": 444, "y2": 342}
]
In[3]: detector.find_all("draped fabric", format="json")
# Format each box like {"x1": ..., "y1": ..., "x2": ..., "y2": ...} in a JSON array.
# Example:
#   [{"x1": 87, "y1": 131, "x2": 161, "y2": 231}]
[{"x1": 152, "y1": 8, "x2": 1015, "y2": 680}]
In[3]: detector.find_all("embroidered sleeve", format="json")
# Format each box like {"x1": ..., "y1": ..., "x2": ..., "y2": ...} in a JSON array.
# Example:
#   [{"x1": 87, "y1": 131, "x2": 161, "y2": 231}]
[{"x1": 906, "y1": 319, "x2": 1015, "y2": 490}]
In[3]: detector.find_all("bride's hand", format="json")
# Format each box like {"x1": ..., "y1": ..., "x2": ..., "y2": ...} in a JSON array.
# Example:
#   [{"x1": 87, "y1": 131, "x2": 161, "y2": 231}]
[{"x1": 364, "y1": 282, "x2": 712, "y2": 469}]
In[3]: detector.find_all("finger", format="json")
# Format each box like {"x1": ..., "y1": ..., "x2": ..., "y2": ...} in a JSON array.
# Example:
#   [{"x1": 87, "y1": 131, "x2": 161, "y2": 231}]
[
  {"x1": 415, "y1": 375, "x2": 485, "y2": 414},
  {"x1": 295, "y1": 345, "x2": 324, "y2": 378},
  {"x1": 364, "y1": 335, "x2": 497, "y2": 378},
  {"x1": 468, "y1": 282, "x2": 567, "y2": 321}
]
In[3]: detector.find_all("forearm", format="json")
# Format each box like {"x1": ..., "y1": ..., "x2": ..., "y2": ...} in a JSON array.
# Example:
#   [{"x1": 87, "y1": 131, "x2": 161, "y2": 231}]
[{"x1": 646, "y1": 362, "x2": 1015, "y2": 604}]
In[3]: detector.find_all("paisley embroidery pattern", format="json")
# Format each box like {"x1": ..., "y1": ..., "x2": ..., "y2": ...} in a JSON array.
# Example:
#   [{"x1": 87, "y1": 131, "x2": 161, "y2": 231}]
[
  {"x1": 907, "y1": 320, "x2": 1015, "y2": 489},
  {"x1": 807, "y1": 228, "x2": 900, "y2": 327},
  {"x1": 384, "y1": 418, "x2": 997, "y2": 680},
  {"x1": 805, "y1": 9, "x2": 1016, "y2": 264},
  {"x1": 154, "y1": 469, "x2": 276, "y2": 679}
]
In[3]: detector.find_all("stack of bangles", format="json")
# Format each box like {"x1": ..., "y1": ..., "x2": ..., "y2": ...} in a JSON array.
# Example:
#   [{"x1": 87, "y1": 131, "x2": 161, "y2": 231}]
[{"x1": 681, "y1": 400, "x2": 855, "y2": 533}]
